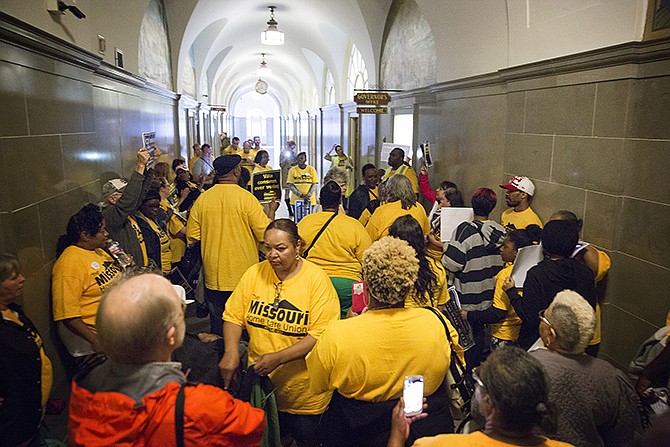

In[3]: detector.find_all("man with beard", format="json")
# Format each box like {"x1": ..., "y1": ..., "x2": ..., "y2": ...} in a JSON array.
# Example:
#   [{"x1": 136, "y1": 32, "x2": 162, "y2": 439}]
[{"x1": 499, "y1": 175, "x2": 543, "y2": 229}]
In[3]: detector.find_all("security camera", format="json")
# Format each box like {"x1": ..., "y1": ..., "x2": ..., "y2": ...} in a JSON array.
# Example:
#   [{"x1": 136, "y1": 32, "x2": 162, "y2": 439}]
[{"x1": 58, "y1": 0, "x2": 86, "y2": 19}]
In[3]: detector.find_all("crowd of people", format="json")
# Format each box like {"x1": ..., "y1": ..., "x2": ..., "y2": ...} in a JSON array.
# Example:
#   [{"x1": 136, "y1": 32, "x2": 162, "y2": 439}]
[{"x1": 2, "y1": 138, "x2": 668, "y2": 447}]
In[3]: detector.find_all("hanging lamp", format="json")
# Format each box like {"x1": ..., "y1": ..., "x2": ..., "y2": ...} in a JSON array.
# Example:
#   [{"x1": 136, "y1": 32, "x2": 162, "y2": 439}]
[{"x1": 261, "y1": 6, "x2": 285, "y2": 45}]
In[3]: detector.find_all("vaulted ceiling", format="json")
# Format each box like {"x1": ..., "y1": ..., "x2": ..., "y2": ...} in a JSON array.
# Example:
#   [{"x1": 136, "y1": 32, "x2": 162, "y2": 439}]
[{"x1": 175, "y1": 0, "x2": 394, "y2": 114}]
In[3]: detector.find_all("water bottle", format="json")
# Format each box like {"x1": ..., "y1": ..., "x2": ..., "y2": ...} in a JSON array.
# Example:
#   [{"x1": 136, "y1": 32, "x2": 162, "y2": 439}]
[{"x1": 107, "y1": 239, "x2": 135, "y2": 269}]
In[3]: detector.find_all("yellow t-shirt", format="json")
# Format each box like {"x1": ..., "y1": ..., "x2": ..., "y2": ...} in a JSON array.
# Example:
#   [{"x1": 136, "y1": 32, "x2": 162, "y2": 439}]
[
  {"x1": 287, "y1": 165, "x2": 318, "y2": 205},
  {"x1": 253, "y1": 164, "x2": 274, "y2": 174},
  {"x1": 501, "y1": 207, "x2": 543, "y2": 229},
  {"x1": 1, "y1": 309, "x2": 53, "y2": 408},
  {"x1": 406, "y1": 257, "x2": 450, "y2": 308},
  {"x1": 307, "y1": 307, "x2": 461, "y2": 401},
  {"x1": 490, "y1": 264, "x2": 522, "y2": 341},
  {"x1": 383, "y1": 165, "x2": 419, "y2": 194},
  {"x1": 298, "y1": 212, "x2": 371, "y2": 281},
  {"x1": 365, "y1": 201, "x2": 430, "y2": 241},
  {"x1": 223, "y1": 259, "x2": 340, "y2": 414},
  {"x1": 52, "y1": 246, "x2": 122, "y2": 330},
  {"x1": 186, "y1": 184, "x2": 271, "y2": 291},
  {"x1": 589, "y1": 248, "x2": 611, "y2": 345},
  {"x1": 167, "y1": 214, "x2": 186, "y2": 263},
  {"x1": 223, "y1": 145, "x2": 242, "y2": 155},
  {"x1": 413, "y1": 431, "x2": 573, "y2": 447}
]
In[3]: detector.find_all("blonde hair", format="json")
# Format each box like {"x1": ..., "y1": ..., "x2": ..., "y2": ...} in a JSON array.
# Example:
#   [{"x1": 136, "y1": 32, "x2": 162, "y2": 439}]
[
  {"x1": 547, "y1": 290, "x2": 596, "y2": 354},
  {"x1": 362, "y1": 236, "x2": 419, "y2": 305}
]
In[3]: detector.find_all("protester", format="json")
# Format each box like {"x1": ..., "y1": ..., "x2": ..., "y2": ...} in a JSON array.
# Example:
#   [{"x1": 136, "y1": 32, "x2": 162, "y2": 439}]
[
  {"x1": 549, "y1": 210, "x2": 610, "y2": 356},
  {"x1": 504, "y1": 219, "x2": 596, "y2": 350},
  {"x1": 135, "y1": 189, "x2": 171, "y2": 275},
  {"x1": 442, "y1": 187, "x2": 505, "y2": 368},
  {"x1": 389, "y1": 346, "x2": 571, "y2": 447},
  {"x1": 298, "y1": 181, "x2": 371, "y2": 317},
  {"x1": 100, "y1": 147, "x2": 152, "y2": 268},
  {"x1": 388, "y1": 215, "x2": 449, "y2": 309},
  {"x1": 287, "y1": 152, "x2": 318, "y2": 215},
  {"x1": 382, "y1": 147, "x2": 419, "y2": 194},
  {"x1": 531, "y1": 290, "x2": 641, "y2": 447},
  {"x1": 68, "y1": 273, "x2": 265, "y2": 446},
  {"x1": 220, "y1": 219, "x2": 339, "y2": 447},
  {"x1": 325, "y1": 144, "x2": 355, "y2": 197},
  {"x1": 1, "y1": 253, "x2": 54, "y2": 447},
  {"x1": 499, "y1": 175, "x2": 543, "y2": 229},
  {"x1": 461, "y1": 225, "x2": 542, "y2": 350},
  {"x1": 53, "y1": 204, "x2": 122, "y2": 361},
  {"x1": 307, "y1": 236, "x2": 460, "y2": 447},
  {"x1": 186, "y1": 154, "x2": 277, "y2": 336},
  {"x1": 347, "y1": 163, "x2": 381, "y2": 222},
  {"x1": 365, "y1": 175, "x2": 429, "y2": 241}
]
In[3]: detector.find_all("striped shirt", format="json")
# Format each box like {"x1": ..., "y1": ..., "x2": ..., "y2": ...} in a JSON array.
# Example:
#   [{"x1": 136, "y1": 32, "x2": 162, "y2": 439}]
[{"x1": 442, "y1": 220, "x2": 505, "y2": 309}]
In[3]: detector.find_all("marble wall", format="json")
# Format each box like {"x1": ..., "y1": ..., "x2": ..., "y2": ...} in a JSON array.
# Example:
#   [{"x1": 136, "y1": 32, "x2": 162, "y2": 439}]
[
  {"x1": 385, "y1": 39, "x2": 670, "y2": 369},
  {"x1": 0, "y1": 14, "x2": 178, "y2": 436}
]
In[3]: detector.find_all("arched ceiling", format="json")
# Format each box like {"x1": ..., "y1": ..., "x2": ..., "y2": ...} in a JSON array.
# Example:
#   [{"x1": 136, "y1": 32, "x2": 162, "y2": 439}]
[{"x1": 174, "y1": 0, "x2": 393, "y2": 115}]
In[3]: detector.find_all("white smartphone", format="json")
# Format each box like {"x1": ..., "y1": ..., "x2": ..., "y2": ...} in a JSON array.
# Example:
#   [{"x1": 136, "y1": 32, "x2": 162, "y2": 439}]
[{"x1": 403, "y1": 375, "x2": 424, "y2": 417}]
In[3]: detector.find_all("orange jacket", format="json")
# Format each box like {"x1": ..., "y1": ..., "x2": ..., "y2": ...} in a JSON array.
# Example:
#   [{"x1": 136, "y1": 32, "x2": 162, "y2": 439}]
[{"x1": 69, "y1": 380, "x2": 265, "y2": 447}]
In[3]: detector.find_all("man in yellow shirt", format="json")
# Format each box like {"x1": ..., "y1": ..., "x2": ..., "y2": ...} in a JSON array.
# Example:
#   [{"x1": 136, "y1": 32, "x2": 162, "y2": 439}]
[
  {"x1": 499, "y1": 175, "x2": 543, "y2": 229},
  {"x1": 287, "y1": 152, "x2": 318, "y2": 215},
  {"x1": 223, "y1": 136, "x2": 242, "y2": 155},
  {"x1": 186, "y1": 154, "x2": 277, "y2": 335},
  {"x1": 382, "y1": 147, "x2": 419, "y2": 194}
]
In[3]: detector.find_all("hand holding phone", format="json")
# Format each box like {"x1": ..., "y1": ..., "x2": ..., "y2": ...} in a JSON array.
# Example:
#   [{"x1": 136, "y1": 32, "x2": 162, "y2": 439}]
[
  {"x1": 351, "y1": 281, "x2": 369, "y2": 313},
  {"x1": 403, "y1": 375, "x2": 424, "y2": 417}
]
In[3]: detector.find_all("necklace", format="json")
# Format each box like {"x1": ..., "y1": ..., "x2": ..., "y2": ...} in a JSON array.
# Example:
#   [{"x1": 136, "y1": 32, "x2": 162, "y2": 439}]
[{"x1": 272, "y1": 281, "x2": 283, "y2": 310}]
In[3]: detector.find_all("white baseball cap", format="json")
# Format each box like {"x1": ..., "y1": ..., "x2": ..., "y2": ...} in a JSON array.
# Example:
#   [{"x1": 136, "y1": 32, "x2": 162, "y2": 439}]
[{"x1": 500, "y1": 176, "x2": 535, "y2": 196}]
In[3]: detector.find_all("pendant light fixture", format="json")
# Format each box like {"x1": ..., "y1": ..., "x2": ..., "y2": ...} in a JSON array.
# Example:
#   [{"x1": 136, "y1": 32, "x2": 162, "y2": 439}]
[
  {"x1": 261, "y1": 6, "x2": 284, "y2": 46},
  {"x1": 257, "y1": 53, "x2": 272, "y2": 78}
]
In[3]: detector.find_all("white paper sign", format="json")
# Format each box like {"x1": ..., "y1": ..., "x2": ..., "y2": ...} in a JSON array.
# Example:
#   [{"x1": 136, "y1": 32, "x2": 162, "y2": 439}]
[
  {"x1": 510, "y1": 244, "x2": 544, "y2": 288},
  {"x1": 440, "y1": 207, "x2": 475, "y2": 242}
]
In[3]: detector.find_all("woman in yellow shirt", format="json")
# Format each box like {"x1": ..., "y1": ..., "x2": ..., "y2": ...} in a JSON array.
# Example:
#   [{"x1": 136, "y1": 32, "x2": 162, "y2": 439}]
[
  {"x1": 298, "y1": 181, "x2": 371, "y2": 317},
  {"x1": 220, "y1": 219, "x2": 340, "y2": 447},
  {"x1": 52, "y1": 204, "x2": 122, "y2": 360}
]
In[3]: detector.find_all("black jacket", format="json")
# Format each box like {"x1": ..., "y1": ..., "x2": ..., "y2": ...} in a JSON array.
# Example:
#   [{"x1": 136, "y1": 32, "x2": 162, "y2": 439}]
[
  {"x1": 347, "y1": 184, "x2": 379, "y2": 219},
  {"x1": 0, "y1": 303, "x2": 46, "y2": 446},
  {"x1": 507, "y1": 258, "x2": 596, "y2": 349}
]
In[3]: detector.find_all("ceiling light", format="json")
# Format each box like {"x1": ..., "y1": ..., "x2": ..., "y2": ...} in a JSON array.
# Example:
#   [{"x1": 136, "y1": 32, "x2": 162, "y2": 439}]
[
  {"x1": 261, "y1": 6, "x2": 284, "y2": 46},
  {"x1": 257, "y1": 53, "x2": 272, "y2": 78}
]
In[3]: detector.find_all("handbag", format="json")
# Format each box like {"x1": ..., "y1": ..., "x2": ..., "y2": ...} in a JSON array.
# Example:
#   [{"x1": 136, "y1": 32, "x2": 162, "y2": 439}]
[{"x1": 426, "y1": 307, "x2": 475, "y2": 429}]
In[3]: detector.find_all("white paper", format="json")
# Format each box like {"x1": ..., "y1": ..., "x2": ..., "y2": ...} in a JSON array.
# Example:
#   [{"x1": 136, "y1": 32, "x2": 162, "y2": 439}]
[
  {"x1": 447, "y1": 286, "x2": 462, "y2": 309},
  {"x1": 571, "y1": 241, "x2": 590, "y2": 258},
  {"x1": 381, "y1": 143, "x2": 411, "y2": 166},
  {"x1": 440, "y1": 207, "x2": 474, "y2": 242},
  {"x1": 510, "y1": 244, "x2": 544, "y2": 288}
]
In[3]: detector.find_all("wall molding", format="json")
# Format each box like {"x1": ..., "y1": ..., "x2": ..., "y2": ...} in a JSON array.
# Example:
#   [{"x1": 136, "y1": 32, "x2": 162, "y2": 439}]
[
  {"x1": 0, "y1": 12, "x2": 178, "y2": 100},
  {"x1": 390, "y1": 37, "x2": 670, "y2": 104}
]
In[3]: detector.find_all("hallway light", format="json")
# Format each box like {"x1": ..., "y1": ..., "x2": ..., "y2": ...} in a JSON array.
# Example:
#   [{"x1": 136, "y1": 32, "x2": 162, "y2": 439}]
[
  {"x1": 261, "y1": 6, "x2": 284, "y2": 46},
  {"x1": 257, "y1": 53, "x2": 272, "y2": 78}
]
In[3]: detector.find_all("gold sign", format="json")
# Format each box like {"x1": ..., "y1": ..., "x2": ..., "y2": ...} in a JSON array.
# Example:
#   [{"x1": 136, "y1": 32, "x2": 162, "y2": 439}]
[
  {"x1": 354, "y1": 92, "x2": 391, "y2": 106},
  {"x1": 357, "y1": 107, "x2": 388, "y2": 115}
]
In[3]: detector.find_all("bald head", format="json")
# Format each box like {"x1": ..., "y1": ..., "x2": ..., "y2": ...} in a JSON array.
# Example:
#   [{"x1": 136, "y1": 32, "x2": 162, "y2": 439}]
[{"x1": 97, "y1": 274, "x2": 184, "y2": 364}]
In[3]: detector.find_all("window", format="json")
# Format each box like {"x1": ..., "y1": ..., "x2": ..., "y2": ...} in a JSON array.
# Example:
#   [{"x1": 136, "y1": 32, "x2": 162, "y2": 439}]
[
  {"x1": 325, "y1": 69, "x2": 336, "y2": 105},
  {"x1": 347, "y1": 44, "x2": 368, "y2": 100}
]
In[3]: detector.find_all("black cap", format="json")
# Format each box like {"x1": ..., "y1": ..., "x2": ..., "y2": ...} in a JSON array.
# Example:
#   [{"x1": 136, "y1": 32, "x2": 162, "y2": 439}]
[{"x1": 213, "y1": 155, "x2": 241, "y2": 176}]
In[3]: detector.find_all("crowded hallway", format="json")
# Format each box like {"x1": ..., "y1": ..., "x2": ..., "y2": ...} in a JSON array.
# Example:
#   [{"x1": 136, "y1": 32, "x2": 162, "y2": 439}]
[{"x1": 1, "y1": 0, "x2": 670, "y2": 446}]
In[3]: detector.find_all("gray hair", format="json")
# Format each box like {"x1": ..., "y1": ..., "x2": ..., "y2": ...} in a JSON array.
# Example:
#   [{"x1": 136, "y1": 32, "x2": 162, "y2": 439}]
[
  {"x1": 381, "y1": 174, "x2": 416, "y2": 210},
  {"x1": 324, "y1": 167, "x2": 349, "y2": 186},
  {"x1": 547, "y1": 290, "x2": 596, "y2": 354},
  {"x1": 97, "y1": 273, "x2": 181, "y2": 364},
  {"x1": 0, "y1": 253, "x2": 20, "y2": 283}
]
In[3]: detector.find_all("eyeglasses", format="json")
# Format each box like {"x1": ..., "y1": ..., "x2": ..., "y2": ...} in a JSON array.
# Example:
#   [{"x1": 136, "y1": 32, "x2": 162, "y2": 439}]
[
  {"x1": 472, "y1": 366, "x2": 485, "y2": 388},
  {"x1": 273, "y1": 281, "x2": 283, "y2": 310},
  {"x1": 539, "y1": 309, "x2": 554, "y2": 330}
]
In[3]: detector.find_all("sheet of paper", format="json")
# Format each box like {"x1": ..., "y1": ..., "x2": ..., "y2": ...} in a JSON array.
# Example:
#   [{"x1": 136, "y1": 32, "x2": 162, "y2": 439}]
[
  {"x1": 510, "y1": 244, "x2": 544, "y2": 288},
  {"x1": 571, "y1": 241, "x2": 590, "y2": 258},
  {"x1": 440, "y1": 207, "x2": 474, "y2": 242}
]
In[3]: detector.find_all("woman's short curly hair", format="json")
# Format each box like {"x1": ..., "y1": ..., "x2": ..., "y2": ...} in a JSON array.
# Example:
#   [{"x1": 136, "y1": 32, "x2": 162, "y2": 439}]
[{"x1": 362, "y1": 236, "x2": 419, "y2": 305}]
